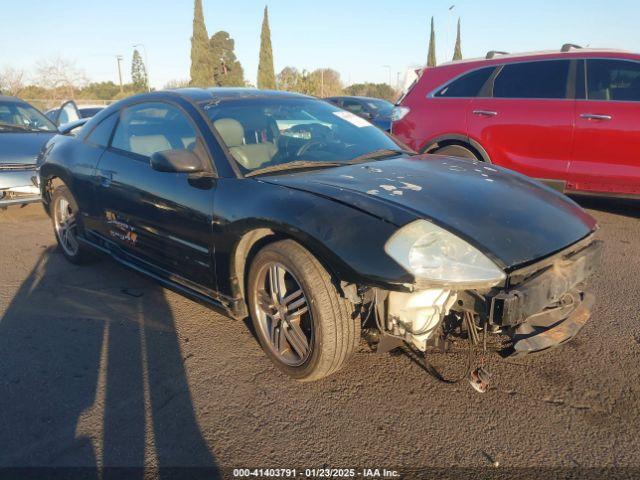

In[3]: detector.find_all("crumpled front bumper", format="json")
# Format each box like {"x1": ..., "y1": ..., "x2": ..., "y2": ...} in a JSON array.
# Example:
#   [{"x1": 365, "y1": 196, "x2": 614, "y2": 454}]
[
  {"x1": 510, "y1": 292, "x2": 593, "y2": 355},
  {"x1": 488, "y1": 236, "x2": 603, "y2": 356},
  {"x1": 0, "y1": 167, "x2": 41, "y2": 207}
]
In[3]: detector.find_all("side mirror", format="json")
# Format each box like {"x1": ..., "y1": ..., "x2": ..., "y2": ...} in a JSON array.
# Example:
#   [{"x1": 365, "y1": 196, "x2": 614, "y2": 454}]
[
  {"x1": 151, "y1": 149, "x2": 204, "y2": 173},
  {"x1": 58, "y1": 118, "x2": 89, "y2": 135}
]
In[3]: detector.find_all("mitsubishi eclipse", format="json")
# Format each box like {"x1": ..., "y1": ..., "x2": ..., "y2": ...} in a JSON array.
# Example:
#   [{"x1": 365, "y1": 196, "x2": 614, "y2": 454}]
[{"x1": 39, "y1": 88, "x2": 602, "y2": 384}]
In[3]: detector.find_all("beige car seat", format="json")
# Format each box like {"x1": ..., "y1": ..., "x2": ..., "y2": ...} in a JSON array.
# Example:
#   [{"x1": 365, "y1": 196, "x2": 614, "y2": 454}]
[
  {"x1": 213, "y1": 118, "x2": 276, "y2": 169},
  {"x1": 129, "y1": 135, "x2": 173, "y2": 157}
]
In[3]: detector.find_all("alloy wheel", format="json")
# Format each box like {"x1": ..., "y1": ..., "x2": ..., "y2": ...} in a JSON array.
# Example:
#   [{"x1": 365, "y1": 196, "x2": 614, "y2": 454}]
[
  {"x1": 253, "y1": 262, "x2": 314, "y2": 366},
  {"x1": 54, "y1": 196, "x2": 79, "y2": 257}
]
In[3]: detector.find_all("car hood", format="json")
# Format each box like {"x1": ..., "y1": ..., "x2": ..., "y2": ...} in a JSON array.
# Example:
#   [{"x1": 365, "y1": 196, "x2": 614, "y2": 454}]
[
  {"x1": 260, "y1": 155, "x2": 597, "y2": 270},
  {"x1": 0, "y1": 132, "x2": 55, "y2": 165}
]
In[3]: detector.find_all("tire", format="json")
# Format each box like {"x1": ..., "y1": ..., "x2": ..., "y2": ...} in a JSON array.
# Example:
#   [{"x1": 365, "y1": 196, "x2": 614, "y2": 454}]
[
  {"x1": 247, "y1": 239, "x2": 359, "y2": 381},
  {"x1": 433, "y1": 144, "x2": 480, "y2": 160},
  {"x1": 51, "y1": 185, "x2": 96, "y2": 264}
]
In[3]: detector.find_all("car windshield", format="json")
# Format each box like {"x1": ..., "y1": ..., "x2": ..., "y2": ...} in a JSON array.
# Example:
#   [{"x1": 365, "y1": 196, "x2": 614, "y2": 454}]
[
  {"x1": 204, "y1": 96, "x2": 405, "y2": 174},
  {"x1": 0, "y1": 101, "x2": 57, "y2": 132},
  {"x1": 364, "y1": 99, "x2": 394, "y2": 116}
]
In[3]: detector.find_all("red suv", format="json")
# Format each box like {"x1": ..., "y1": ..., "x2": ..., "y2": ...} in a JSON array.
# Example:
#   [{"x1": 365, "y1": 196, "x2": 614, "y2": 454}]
[{"x1": 392, "y1": 46, "x2": 640, "y2": 198}]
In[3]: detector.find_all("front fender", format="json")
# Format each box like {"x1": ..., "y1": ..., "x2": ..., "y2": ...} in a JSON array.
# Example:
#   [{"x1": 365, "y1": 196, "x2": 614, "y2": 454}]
[{"x1": 212, "y1": 178, "x2": 413, "y2": 299}]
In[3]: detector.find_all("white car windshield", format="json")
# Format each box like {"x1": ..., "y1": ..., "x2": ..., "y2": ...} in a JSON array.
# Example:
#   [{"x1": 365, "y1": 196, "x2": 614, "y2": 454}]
[{"x1": 0, "y1": 101, "x2": 57, "y2": 132}]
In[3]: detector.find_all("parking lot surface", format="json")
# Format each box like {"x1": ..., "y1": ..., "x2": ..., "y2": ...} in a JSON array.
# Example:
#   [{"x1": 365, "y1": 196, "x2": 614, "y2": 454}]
[{"x1": 1, "y1": 199, "x2": 639, "y2": 477}]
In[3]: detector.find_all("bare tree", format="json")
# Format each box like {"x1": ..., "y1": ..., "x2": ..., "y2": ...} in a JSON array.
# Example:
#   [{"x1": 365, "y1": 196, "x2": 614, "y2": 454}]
[
  {"x1": 0, "y1": 66, "x2": 25, "y2": 96},
  {"x1": 34, "y1": 56, "x2": 87, "y2": 100},
  {"x1": 163, "y1": 78, "x2": 190, "y2": 89}
]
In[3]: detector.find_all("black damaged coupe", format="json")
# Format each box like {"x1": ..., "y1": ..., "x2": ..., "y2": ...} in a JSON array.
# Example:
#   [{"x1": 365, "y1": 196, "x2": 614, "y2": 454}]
[{"x1": 39, "y1": 88, "x2": 602, "y2": 386}]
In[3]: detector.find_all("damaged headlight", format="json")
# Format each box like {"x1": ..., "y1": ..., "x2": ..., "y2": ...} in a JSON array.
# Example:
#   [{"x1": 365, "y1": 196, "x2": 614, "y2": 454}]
[{"x1": 385, "y1": 219, "x2": 506, "y2": 288}]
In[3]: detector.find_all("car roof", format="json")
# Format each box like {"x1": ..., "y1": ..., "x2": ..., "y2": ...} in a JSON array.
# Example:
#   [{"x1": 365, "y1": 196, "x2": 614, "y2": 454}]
[
  {"x1": 168, "y1": 87, "x2": 312, "y2": 104},
  {"x1": 0, "y1": 95, "x2": 26, "y2": 104},
  {"x1": 327, "y1": 95, "x2": 391, "y2": 102},
  {"x1": 434, "y1": 48, "x2": 636, "y2": 69},
  {"x1": 76, "y1": 87, "x2": 317, "y2": 141}
]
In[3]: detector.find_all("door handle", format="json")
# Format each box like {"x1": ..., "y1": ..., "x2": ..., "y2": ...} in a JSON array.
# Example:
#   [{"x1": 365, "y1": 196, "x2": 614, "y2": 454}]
[
  {"x1": 580, "y1": 113, "x2": 612, "y2": 121},
  {"x1": 473, "y1": 110, "x2": 498, "y2": 117},
  {"x1": 97, "y1": 170, "x2": 113, "y2": 188}
]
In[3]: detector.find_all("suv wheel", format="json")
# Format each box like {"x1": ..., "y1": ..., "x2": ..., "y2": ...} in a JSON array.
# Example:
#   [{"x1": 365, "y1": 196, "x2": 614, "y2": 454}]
[
  {"x1": 247, "y1": 240, "x2": 359, "y2": 381},
  {"x1": 433, "y1": 144, "x2": 480, "y2": 161},
  {"x1": 51, "y1": 185, "x2": 96, "y2": 264}
]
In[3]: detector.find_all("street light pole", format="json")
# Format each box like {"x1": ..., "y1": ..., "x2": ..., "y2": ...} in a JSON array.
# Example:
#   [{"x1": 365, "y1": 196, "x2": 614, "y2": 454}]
[
  {"x1": 133, "y1": 43, "x2": 151, "y2": 92},
  {"x1": 116, "y1": 55, "x2": 124, "y2": 93}
]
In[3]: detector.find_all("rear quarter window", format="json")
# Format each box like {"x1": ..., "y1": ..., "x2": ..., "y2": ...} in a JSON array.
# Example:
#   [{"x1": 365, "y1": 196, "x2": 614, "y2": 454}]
[
  {"x1": 587, "y1": 59, "x2": 640, "y2": 101},
  {"x1": 434, "y1": 66, "x2": 494, "y2": 97}
]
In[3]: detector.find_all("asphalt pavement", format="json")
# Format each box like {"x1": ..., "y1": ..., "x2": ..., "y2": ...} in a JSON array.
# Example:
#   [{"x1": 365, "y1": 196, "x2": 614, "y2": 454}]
[{"x1": 0, "y1": 198, "x2": 639, "y2": 479}]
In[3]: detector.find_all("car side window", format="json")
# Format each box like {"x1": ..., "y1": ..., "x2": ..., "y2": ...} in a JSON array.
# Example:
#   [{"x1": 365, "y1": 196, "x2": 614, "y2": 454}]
[
  {"x1": 493, "y1": 60, "x2": 570, "y2": 99},
  {"x1": 111, "y1": 102, "x2": 198, "y2": 158},
  {"x1": 435, "y1": 67, "x2": 494, "y2": 97},
  {"x1": 342, "y1": 99, "x2": 365, "y2": 114},
  {"x1": 85, "y1": 113, "x2": 119, "y2": 147},
  {"x1": 586, "y1": 59, "x2": 640, "y2": 102}
]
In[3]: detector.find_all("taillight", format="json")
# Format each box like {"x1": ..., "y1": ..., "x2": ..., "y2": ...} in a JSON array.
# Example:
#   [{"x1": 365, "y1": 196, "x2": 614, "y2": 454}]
[{"x1": 391, "y1": 106, "x2": 410, "y2": 122}]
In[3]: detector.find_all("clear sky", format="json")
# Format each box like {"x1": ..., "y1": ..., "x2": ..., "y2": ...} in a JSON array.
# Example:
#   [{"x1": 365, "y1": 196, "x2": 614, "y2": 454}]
[{"x1": 2, "y1": 0, "x2": 639, "y2": 90}]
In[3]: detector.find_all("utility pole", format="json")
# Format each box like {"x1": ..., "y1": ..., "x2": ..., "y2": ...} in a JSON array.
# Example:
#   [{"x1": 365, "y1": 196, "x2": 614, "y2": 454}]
[
  {"x1": 116, "y1": 55, "x2": 124, "y2": 93},
  {"x1": 382, "y1": 65, "x2": 392, "y2": 87},
  {"x1": 133, "y1": 43, "x2": 151, "y2": 92}
]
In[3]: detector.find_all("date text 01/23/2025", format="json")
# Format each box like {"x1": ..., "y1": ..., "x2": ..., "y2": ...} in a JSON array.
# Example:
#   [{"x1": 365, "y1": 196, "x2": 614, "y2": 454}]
[{"x1": 232, "y1": 468, "x2": 400, "y2": 478}]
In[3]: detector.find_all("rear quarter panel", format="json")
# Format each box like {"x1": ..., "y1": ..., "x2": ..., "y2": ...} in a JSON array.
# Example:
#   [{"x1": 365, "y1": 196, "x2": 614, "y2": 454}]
[
  {"x1": 393, "y1": 64, "x2": 479, "y2": 151},
  {"x1": 39, "y1": 135, "x2": 105, "y2": 222}
]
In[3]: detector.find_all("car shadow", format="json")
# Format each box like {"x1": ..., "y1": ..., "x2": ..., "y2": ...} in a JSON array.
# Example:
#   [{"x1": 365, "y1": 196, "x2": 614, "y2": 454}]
[
  {"x1": 571, "y1": 195, "x2": 640, "y2": 219},
  {"x1": 0, "y1": 247, "x2": 220, "y2": 479}
]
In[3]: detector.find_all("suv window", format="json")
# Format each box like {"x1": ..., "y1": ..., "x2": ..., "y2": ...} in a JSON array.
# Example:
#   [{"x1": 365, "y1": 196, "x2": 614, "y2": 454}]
[
  {"x1": 111, "y1": 102, "x2": 197, "y2": 158},
  {"x1": 587, "y1": 59, "x2": 640, "y2": 101},
  {"x1": 493, "y1": 60, "x2": 570, "y2": 99},
  {"x1": 435, "y1": 67, "x2": 494, "y2": 97}
]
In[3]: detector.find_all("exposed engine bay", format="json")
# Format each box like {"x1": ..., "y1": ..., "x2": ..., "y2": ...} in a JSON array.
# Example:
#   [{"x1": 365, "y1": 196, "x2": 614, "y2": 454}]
[{"x1": 358, "y1": 235, "x2": 603, "y2": 392}]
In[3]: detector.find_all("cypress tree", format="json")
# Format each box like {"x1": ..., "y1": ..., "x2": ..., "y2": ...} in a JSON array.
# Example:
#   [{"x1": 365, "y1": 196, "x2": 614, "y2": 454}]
[
  {"x1": 257, "y1": 6, "x2": 276, "y2": 89},
  {"x1": 452, "y1": 18, "x2": 462, "y2": 61},
  {"x1": 427, "y1": 17, "x2": 437, "y2": 67},
  {"x1": 190, "y1": 0, "x2": 214, "y2": 87},
  {"x1": 131, "y1": 49, "x2": 148, "y2": 91},
  {"x1": 210, "y1": 31, "x2": 245, "y2": 87}
]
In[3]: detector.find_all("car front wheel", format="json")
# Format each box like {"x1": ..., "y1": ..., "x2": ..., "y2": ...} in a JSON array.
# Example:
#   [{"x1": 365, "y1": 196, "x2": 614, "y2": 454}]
[
  {"x1": 51, "y1": 185, "x2": 96, "y2": 264},
  {"x1": 247, "y1": 239, "x2": 359, "y2": 381}
]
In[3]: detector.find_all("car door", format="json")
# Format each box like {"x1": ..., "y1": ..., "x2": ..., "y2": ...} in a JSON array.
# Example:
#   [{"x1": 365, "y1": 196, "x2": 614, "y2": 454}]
[
  {"x1": 468, "y1": 59, "x2": 574, "y2": 184},
  {"x1": 94, "y1": 101, "x2": 216, "y2": 288},
  {"x1": 56, "y1": 100, "x2": 81, "y2": 126},
  {"x1": 568, "y1": 58, "x2": 640, "y2": 196}
]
